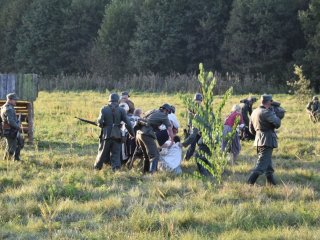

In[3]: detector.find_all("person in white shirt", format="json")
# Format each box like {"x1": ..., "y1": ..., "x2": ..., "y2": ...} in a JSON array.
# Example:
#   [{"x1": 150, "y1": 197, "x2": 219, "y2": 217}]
[{"x1": 159, "y1": 136, "x2": 183, "y2": 174}]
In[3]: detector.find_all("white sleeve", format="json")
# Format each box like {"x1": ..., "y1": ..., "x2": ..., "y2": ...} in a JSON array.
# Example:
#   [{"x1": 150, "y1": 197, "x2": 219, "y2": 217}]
[{"x1": 168, "y1": 114, "x2": 180, "y2": 129}]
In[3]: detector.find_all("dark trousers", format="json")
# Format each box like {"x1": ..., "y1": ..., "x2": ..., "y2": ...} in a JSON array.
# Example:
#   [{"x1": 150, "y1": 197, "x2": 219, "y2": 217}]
[
  {"x1": 195, "y1": 144, "x2": 213, "y2": 176},
  {"x1": 253, "y1": 146, "x2": 274, "y2": 175},
  {"x1": 184, "y1": 137, "x2": 197, "y2": 160},
  {"x1": 94, "y1": 138, "x2": 121, "y2": 170},
  {"x1": 3, "y1": 136, "x2": 22, "y2": 161},
  {"x1": 136, "y1": 133, "x2": 159, "y2": 173}
]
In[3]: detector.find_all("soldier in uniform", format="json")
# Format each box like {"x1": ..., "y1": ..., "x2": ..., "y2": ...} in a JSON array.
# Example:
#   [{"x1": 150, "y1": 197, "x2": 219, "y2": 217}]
[
  {"x1": 306, "y1": 96, "x2": 319, "y2": 123},
  {"x1": 247, "y1": 94, "x2": 281, "y2": 185},
  {"x1": 120, "y1": 91, "x2": 135, "y2": 115},
  {"x1": 94, "y1": 93, "x2": 135, "y2": 171},
  {"x1": 0, "y1": 93, "x2": 23, "y2": 161},
  {"x1": 136, "y1": 104, "x2": 174, "y2": 173},
  {"x1": 184, "y1": 93, "x2": 203, "y2": 161}
]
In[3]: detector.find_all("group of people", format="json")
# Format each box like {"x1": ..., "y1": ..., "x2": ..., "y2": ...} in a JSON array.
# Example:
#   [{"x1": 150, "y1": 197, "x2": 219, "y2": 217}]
[
  {"x1": 92, "y1": 91, "x2": 287, "y2": 185},
  {"x1": 0, "y1": 91, "x2": 318, "y2": 185}
]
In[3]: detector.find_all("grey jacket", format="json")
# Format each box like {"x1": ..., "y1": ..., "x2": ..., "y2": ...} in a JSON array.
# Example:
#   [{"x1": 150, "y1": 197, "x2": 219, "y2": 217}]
[
  {"x1": 249, "y1": 105, "x2": 281, "y2": 148},
  {"x1": 98, "y1": 103, "x2": 134, "y2": 140},
  {"x1": 0, "y1": 103, "x2": 19, "y2": 129}
]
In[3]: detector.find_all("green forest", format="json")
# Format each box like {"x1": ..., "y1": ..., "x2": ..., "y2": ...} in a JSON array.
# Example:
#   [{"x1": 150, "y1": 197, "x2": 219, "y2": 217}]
[{"x1": 0, "y1": 0, "x2": 320, "y2": 91}]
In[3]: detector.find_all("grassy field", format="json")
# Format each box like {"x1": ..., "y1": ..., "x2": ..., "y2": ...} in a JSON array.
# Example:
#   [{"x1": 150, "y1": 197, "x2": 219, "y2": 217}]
[{"x1": 0, "y1": 91, "x2": 319, "y2": 239}]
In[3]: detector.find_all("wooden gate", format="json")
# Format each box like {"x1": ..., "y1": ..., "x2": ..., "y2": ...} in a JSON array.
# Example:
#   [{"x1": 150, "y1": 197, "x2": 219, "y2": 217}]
[{"x1": 0, "y1": 74, "x2": 39, "y2": 144}]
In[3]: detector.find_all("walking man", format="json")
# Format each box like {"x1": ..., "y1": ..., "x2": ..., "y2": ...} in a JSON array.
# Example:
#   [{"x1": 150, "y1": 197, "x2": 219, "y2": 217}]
[
  {"x1": 94, "y1": 93, "x2": 135, "y2": 171},
  {"x1": 247, "y1": 94, "x2": 281, "y2": 185},
  {"x1": 0, "y1": 93, "x2": 23, "y2": 161}
]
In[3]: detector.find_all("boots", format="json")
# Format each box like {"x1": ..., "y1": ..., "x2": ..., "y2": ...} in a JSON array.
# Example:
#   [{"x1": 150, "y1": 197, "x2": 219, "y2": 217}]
[
  {"x1": 247, "y1": 172, "x2": 260, "y2": 185},
  {"x1": 266, "y1": 174, "x2": 277, "y2": 186}
]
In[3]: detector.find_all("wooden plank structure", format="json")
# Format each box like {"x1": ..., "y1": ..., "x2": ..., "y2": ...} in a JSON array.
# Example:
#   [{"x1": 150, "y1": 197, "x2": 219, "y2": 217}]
[{"x1": 0, "y1": 74, "x2": 39, "y2": 144}]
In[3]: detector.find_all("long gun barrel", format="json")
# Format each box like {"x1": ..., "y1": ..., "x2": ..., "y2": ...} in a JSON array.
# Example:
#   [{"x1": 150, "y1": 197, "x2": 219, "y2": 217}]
[{"x1": 75, "y1": 117, "x2": 98, "y2": 127}]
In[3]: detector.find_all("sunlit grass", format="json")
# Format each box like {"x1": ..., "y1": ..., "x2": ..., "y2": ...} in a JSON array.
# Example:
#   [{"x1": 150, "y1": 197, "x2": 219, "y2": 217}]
[{"x1": 0, "y1": 91, "x2": 319, "y2": 239}]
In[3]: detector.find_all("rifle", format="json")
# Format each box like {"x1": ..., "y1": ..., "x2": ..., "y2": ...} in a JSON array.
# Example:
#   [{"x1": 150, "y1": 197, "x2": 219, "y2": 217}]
[
  {"x1": 17, "y1": 113, "x2": 22, "y2": 139},
  {"x1": 75, "y1": 117, "x2": 98, "y2": 127}
]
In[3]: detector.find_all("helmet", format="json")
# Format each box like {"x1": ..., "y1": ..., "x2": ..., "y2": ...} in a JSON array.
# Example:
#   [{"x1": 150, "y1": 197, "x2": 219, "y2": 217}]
[
  {"x1": 108, "y1": 93, "x2": 120, "y2": 103},
  {"x1": 312, "y1": 96, "x2": 319, "y2": 101},
  {"x1": 194, "y1": 93, "x2": 203, "y2": 102},
  {"x1": 160, "y1": 103, "x2": 172, "y2": 113}
]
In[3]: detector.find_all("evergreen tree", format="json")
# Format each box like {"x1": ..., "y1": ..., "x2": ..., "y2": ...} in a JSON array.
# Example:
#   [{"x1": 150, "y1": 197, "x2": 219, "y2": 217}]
[
  {"x1": 130, "y1": 0, "x2": 232, "y2": 75},
  {"x1": 0, "y1": 0, "x2": 34, "y2": 72},
  {"x1": 299, "y1": 0, "x2": 320, "y2": 91},
  {"x1": 92, "y1": 0, "x2": 141, "y2": 77},
  {"x1": 15, "y1": 0, "x2": 109, "y2": 74},
  {"x1": 222, "y1": 0, "x2": 307, "y2": 81}
]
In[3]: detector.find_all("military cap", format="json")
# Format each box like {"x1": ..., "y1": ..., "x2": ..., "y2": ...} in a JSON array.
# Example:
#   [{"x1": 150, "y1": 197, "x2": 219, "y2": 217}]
[
  {"x1": 312, "y1": 96, "x2": 319, "y2": 101},
  {"x1": 6, "y1": 93, "x2": 18, "y2": 100},
  {"x1": 194, "y1": 93, "x2": 203, "y2": 102},
  {"x1": 108, "y1": 93, "x2": 120, "y2": 103},
  {"x1": 121, "y1": 91, "x2": 130, "y2": 97},
  {"x1": 160, "y1": 103, "x2": 172, "y2": 113},
  {"x1": 261, "y1": 94, "x2": 273, "y2": 102}
]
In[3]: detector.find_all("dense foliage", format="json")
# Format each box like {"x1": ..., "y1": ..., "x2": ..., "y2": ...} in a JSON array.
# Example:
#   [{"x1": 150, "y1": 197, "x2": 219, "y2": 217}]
[{"x1": 0, "y1": 0, "x2": 320, "y2": 91}]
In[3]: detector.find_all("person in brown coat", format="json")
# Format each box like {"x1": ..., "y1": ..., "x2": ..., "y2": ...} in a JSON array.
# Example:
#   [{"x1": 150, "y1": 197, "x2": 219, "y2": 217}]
[
  {"x1": 120, "y1": 91, "x2": 135, "y2": 115},
  {"x1": 247, "y1": 94, "x2": 281, "y2": 185}
]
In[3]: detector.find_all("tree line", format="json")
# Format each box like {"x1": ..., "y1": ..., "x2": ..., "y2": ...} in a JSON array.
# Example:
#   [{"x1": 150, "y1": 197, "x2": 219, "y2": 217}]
[{"x1": 0, "y1": 0, "x2": 319, "y2": 91}]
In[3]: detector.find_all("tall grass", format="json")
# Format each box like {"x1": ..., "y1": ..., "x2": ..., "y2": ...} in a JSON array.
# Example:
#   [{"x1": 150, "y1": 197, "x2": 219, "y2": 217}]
[
  {"x1": 0, "y1": 92, "x2": 319, "y2": 239},
  {"x1": 39, "y1": 72, "x2": 287, "y2": 94}
]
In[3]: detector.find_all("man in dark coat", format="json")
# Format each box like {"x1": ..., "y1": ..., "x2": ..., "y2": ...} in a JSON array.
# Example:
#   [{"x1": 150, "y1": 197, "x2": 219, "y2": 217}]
[
  {"x1": 247, "y1": 94, "x2": 281, "y2": 185},
  {"x1": 184, "y1": 93, "x2": 203, "y2": 160},
  {"x1": 136, "y1": 104, "x2": 174, "y2": 173},
  {"x1": 94, "y1": 93, "x2": 135, "y2": 171},
  {"x1": 239, "y1": 96, "x2": 257, "y2": 140}
]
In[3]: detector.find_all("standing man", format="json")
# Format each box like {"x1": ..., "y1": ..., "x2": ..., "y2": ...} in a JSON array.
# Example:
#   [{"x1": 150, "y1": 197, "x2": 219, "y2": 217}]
[
  {"x1": 247, "y1": 94, "x2": 281, "y2": 185},
  {"x1": 306, "y1": 96, "x2": 319, "y2": 123},
  {"x1": 120, "y1": 91, "x2": 135, "y2": 115},
  {"x1": 136, "y1": 104, "x2": 174, "y2": 173},
  {"x1": 94, "y1": 93, "x2": 135, "y2": 171},
  {"x1": 0, "y1": 93, "x2": 23, "y2": 161}
]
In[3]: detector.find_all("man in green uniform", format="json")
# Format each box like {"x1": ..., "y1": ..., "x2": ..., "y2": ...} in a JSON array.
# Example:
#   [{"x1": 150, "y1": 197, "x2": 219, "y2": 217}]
[
  {"x1": 0, "y1": 93, "x2": 22, "y2": 161},
  {"x1": 247, "y1": 94, "x2": 281, "y2": 185},
  {"x1": 94, "y1": 93, "x2": 135, "y2": 171},
  {"x1": 306, "y1": 96, "x2": 319, "y2": 123},
  {"x1": 136, "y1": 104, "x2": 174, "y2": 173}
]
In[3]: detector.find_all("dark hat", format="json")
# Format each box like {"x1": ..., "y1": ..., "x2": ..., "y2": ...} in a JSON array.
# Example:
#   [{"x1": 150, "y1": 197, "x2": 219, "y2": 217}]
[
  {"x1": 6, "y1": 93, "x2": 18, "y2": 100},
  {"x1": 194, "y1": 93, "x2": 203, "y2": 102},
  {"x1": 109, "y1": 93, "x2": 120, "y2": 103},
  {"x1": 312, "y1": 96, "x2": 319, "y2": 101},
  {"x1": 171, "y1": 105, "x2": 176, "y2": 114},
  {"x1": 248, "y1": 96, "x2": 257, "y2": 103},
  {"x1": 121, "y1": 91, "x2": 130, "y2": 97},
  {"x1": 261, "y1": 94, "x2": 273, "y2": 102},
  {"x1": 160, "y1": 103, "x2": 172, "y2": 113}
]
